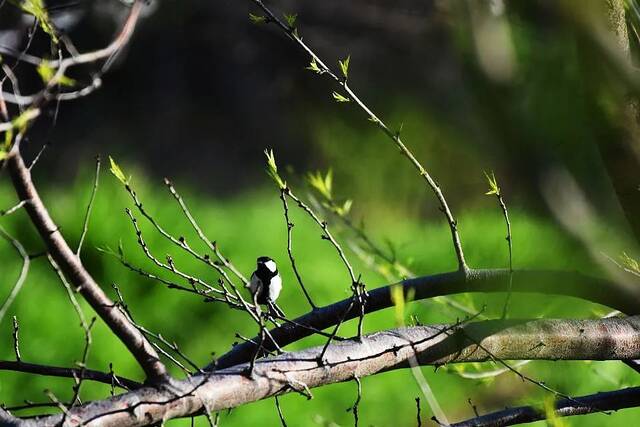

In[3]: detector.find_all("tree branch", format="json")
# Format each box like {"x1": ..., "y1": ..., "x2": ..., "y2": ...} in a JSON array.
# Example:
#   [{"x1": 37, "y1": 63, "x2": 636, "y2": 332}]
[
  {"x1": 215, "y1": 268, "x2": 640, "y2": 369},
  {"x1": 0, "y1": 361, "x2": 141, "y2": 391},
  {"x1": 5, "y1": 150, "x2": 167, "y2": 383},
  {"x1": 451, "y1": 386, "x2": 640, "y2": 427},
  {"x1": 0, "y1": 408, "x2": 21, "y2": 427},
  {"x1": 18, "y1": 316, "x2": 640, "y2": 427}
]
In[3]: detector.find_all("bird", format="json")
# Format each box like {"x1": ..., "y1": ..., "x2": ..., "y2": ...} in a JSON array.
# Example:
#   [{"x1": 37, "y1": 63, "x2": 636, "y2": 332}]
[{"x1": 247, "y1": 256, "x2": 284, "y2": 316}]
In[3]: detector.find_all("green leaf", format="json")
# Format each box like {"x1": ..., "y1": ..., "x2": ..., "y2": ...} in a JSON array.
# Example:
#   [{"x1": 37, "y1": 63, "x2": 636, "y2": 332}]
[
  {"x1": 109, "y1": 156, "x2": 128, "y2": 185},
  {"x1": 264, "y1": 148, "x2": 286, "y2": 189},
  {"x1": 543, "y1": 395, "x2": 568, "y2": 427},
  {"x1": 17, "y1": 0, "x2": 58, "y2": 43},
  {"x1": 0, "y1": 150, "x2": 7, "y2": 160},
  {"x1": 283, "y1": 13, "x2": 297, "y2": 28},
  {"x1": 338, "y1": 55, "x2": 350, "y2": 79},
  {"x1": 11, "y1": 108, "x2": 40, "y2": 134},
  {"x1": 37, "y1": 61, "x2": 76, "y2": 87},
  {"x1": 621, "y1": 252, "x2": 640, "y2": 274},
  {"x1": 390, "y1": 284, "x2": 404, "y2": 326},
  {"x1": 4, "y1": 129, "x2": 13, "y2": 150},
  {"x1": 37, "y1": 61, "x2": 54, "y2": 83},
  {"x1": 57, "y1": 75, "x2": 76, "y2": 87},
  {"x1": 307, "y1": 169, "x2": 333, "y2": 200},
  {"x1": 484, "y1": 170, "x2": 500, "y2": 196},
  {"x1": 332, "y1": 91, "x2": 350, "y2": 103},
  {"x1": 336, "y1": 199, "x2": 352, "y2": 216},
  {"x1": 248, "y1": 13, "x2": 266, "y2": 24},
  {"x1": 306, "y1": 57, "x2": 322, "y2": 74}
]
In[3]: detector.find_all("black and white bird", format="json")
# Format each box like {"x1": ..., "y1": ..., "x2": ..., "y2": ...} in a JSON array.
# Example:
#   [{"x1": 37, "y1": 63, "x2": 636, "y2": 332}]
[{"x1": 247, "y1": 256, "x2": 283, "y2": 316}]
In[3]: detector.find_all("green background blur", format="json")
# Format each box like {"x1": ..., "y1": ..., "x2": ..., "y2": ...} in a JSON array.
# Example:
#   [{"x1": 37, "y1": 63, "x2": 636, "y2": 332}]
[{"x1": 1, "y1": 0, "x2": 640, "y2": 426}]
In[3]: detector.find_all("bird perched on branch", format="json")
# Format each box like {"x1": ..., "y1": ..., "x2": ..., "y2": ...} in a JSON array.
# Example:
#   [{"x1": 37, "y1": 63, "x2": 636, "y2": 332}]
[{"x1": 248, "y1": 256, "x2": 284, "y2": 317}]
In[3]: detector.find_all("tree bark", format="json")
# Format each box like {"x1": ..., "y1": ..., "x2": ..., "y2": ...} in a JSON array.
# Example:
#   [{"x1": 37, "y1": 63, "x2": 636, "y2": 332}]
[{"x1": 11, "y1": 316, "x2": 640, "y2": 427}]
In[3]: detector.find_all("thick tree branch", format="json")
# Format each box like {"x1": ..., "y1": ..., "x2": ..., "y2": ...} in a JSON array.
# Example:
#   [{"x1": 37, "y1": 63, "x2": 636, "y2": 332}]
[
  {"x1": 5, "y1": 150, "x2": 167, "y2": 383},
  {"x1": 451, "y1": 386, "x2": 640, "y2": 427},
  {"x1": 16, "y1": 316, "x2": 640, "y2": 427},
  {"x1": 0, "y1": 408, "x2": 21, "y2": 427},
  {"x1": 215, "y1": 268, "x2": 640, "y2": 369},
  {"x1": 0, "y1": 361, "x2": 141, "y2": 391}
]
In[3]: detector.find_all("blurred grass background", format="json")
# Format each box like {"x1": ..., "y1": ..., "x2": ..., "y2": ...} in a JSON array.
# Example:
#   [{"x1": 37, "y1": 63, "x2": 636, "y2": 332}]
[{"x1": 1, "y1": 0, "x2": 640, "y2": 425}]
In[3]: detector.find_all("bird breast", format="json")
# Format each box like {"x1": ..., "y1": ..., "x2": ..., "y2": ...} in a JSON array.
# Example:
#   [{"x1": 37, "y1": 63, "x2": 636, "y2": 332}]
[{"x1": 268, "y1": 274, "x2": 282, "y2": 301}]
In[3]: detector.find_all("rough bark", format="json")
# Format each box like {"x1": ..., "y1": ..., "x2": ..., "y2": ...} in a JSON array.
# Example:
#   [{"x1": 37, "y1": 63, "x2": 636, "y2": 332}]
[
  {"x1": 216, "y1": 268, "x2": 640, "y2": 369},
  {"x1": 7, "y1": 316, "x2": 639, "y2": 427}
]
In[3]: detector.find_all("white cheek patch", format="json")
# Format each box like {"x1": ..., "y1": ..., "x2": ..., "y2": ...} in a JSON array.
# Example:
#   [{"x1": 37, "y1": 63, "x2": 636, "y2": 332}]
[{"x1": 264, "y1": 260, "x2": 277, "y2": 273}]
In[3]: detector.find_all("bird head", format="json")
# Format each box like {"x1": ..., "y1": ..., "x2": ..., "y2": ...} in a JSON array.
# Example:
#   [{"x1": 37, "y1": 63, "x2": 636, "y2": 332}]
[{"x1": 256, "y1": 256, "x2": 277, "y2": 273}]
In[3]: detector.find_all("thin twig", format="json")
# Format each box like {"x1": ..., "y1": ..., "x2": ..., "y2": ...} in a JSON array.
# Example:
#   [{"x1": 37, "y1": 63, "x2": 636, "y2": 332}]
[
  {"x1": 0, "y1": 225, "x2": 30, "y2": 325},
  {"x1": 484, "y1": 172, "x2": 513, "y2": 319},
  {"x1": 250, "y1": 0, "x2": 468, "y2": 273},
  {"x1": 28, "y1": 142, "x2": 49, "y2": 171},
  {"x1": 6, "y1": 150, "x2": 167, "y2": 382},
  {"x1": 450, "y1": 386, "x2": 640, "y2": 427},
  {"x1": 286, "y1": 187, "x2": 356, "y2": 284},
  {"x1": 274, "y1": 396, "x2": 288, "y2": 427},
  {"x1": 12, "y1": 316, "x2": 21, "y2": 361},
  {"x1": 77, "y1": 155, "x2": 101, "y2": 256},
  {"x1": 346, "y1": 376, "x2": 362, "y2": 427},
  {"x1": 280, "y1": 188, "x2": 316, "y2": 309},
  {"x1": 163, "y1": 178, "x2": 248, "y2": 285},
  {"x1": 0, "y1": 360, "x2": 140, "y2": 390},
  {"x1": 0, "y1": 200, "x2": 26, "y2": 217}
]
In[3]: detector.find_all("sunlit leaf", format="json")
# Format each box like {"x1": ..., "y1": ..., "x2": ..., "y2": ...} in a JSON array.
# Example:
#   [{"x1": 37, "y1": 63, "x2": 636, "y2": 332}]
[
  {"x1": 390, "y1": 284, "x2": 405, "y2": 327},
  {"x1": 621, "y1": 252, "x2": 640, "y2": 274},
  {"x1": 4, "y1": 129, "x2": 13, "y2": 150},
  {"x1": 283, "y1": 13, "x2": 297, "y2": 28},
  {"x1": 16, "y1": 0, "x2": 58, "y2": 43},
  {"x1": 332, "y1": 91, "x2": 350, "y2": 103},
  {"x1": 338, "y1": 55, "x2": 350, "y2": 79},
  {"x1": 37, "y1": 61, "x2": 76, "y2": 87},
  {"x1": 248, "y1": 13, "x2": 266, "y2": 24},
  {"x1": 264, "y1": 148, "x2": 286, "y2": 189},
  {"x1": 11, "y1": 108, "x2": 40, "y2": 134},
  {"x1": 337, "y1": 199, "x2": 352, "y2": 216},
  {"x1": 109, "y1": 156, "x2": 129, "y2": 185},
  {"x1": 307, "y1": 169, "x2": 333, "y2": 200},
  {"x1": 543, "y1": 395, "x2": 567, "y2": 427},
  {"x1": 37, "y1": 61, "x2": 55, "y2": 82},
  {"x1": 484, "y1": 170, "x2": 500, "y2": 196},
  {"x1": 306, "y1": 57, "x2": 322, "y2": 74}
]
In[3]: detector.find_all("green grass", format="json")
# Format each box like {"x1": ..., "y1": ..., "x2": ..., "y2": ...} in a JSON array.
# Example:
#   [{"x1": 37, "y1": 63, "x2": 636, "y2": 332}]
[{"x1": 0, "y1": 167, "x2": 638, "y2": 426}]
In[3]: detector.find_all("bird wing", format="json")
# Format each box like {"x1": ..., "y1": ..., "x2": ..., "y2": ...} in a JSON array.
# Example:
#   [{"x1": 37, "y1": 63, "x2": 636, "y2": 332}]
[{"x1": 248, "y1": 272, "x2": 262, "y2": 295}]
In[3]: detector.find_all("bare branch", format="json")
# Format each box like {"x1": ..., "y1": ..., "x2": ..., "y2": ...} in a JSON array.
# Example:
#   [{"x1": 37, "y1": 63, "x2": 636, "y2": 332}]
[
  {"x1": 0, "y1": 200, "x2": 26, "y2": 217},
  {"x1": 279, "y1": 188, "x2": 316, "y2": 309},
  {"x1": 20, "y1": 316, "x2": 640, "y2": 427},
  {"x1": 163, "y1": 178, "x2": 248, "y2": 285},
  {"x1": 249, "y1": 0, "x2": 468, "y2": 272},
  {"x1": 76, "y1": 155, "x2": 101, "y2": 257},
  {"x1": 11, "y1": 316, "x2": 20, "y2": 361},
  {"x1": 0, "y1": 407, "x2": 21, "y2": 427},
  {"x1": 5, "y1": 150, "x2": 167, "y2": 382},
  {"x1": 451, "y1": 386, "x2": 640, "y2": 427},
  {"x1": 0, "y1": 225, "x2": 30, "y2": 325},
  {"x1": 0, "y1": 360, "x2": 141, "y2": 390},
  {"x1": 215, "y1": 268, "x2": 640, "y2": 369}
]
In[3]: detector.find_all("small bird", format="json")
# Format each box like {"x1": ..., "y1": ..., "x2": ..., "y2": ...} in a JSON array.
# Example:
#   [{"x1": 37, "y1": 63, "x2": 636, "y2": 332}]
[{"x1": 248, "y1": 256, "x2": 284, "y2": 316}]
